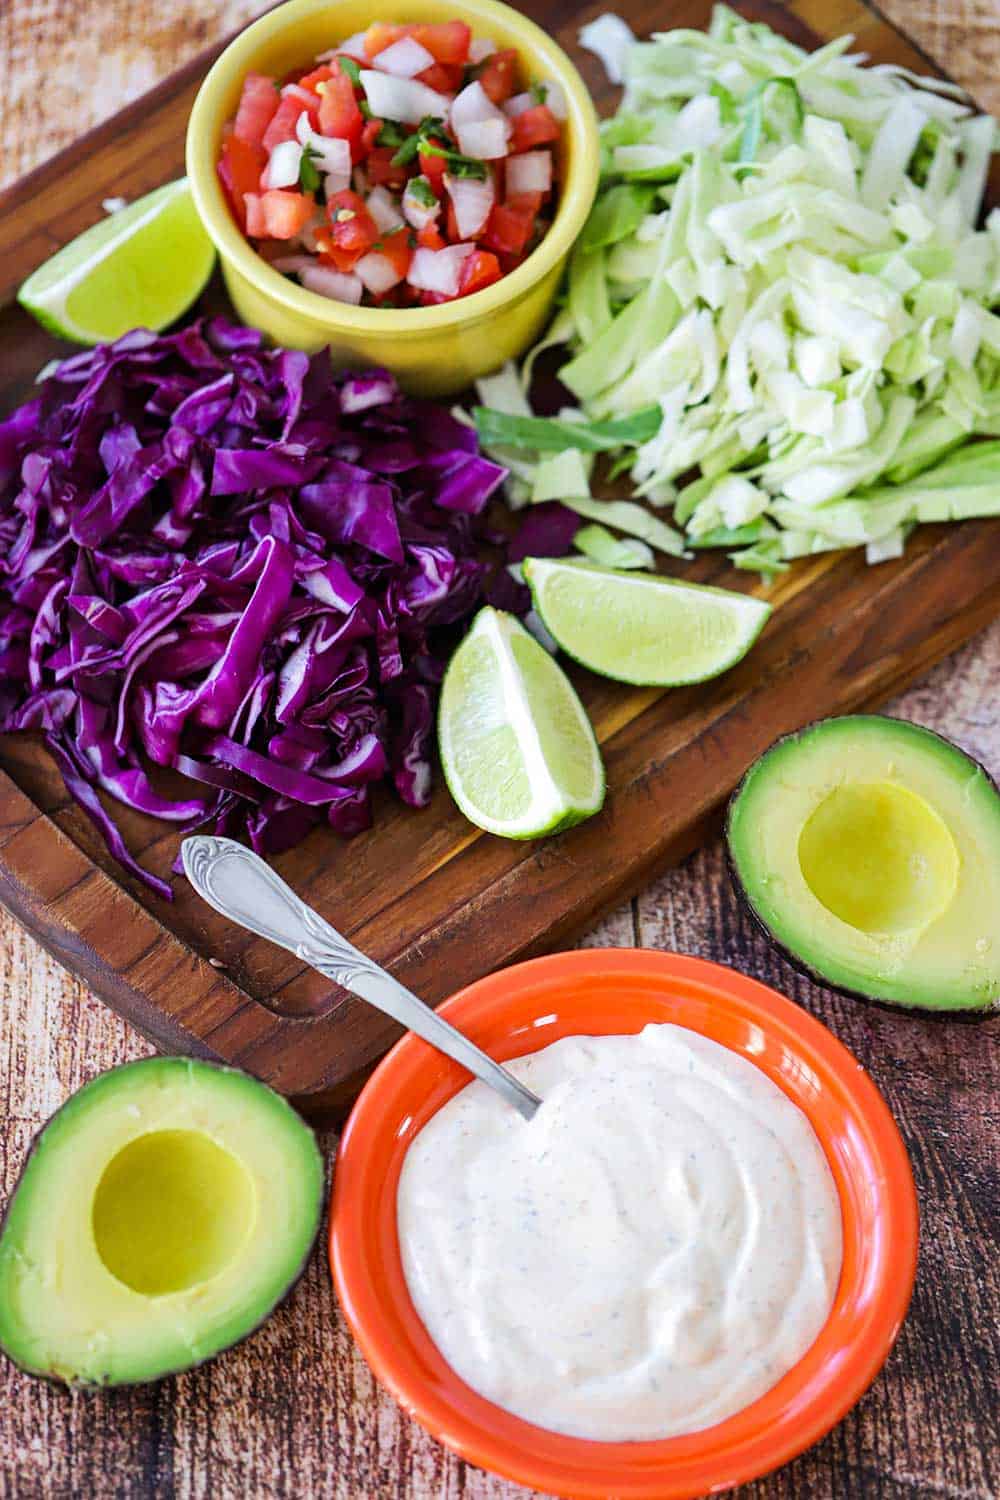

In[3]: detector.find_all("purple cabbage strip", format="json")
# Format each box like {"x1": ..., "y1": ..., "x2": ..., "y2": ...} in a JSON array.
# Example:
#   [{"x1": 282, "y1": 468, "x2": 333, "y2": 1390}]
[
  {"x1": 0, "y1": 318, "x2": 507, "y2": 898},
  {"x1": 507, "y1": 501, "x2": 581, "y2": 563}
]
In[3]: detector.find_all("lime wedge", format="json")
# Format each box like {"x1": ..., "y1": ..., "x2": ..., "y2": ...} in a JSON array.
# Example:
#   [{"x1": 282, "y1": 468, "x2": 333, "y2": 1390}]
[
  {"x1": 438, "y1": 608, "x2": 605, "y2": 839},
  {"x1": 522, "y1": 557, "x2": 771, "y2": 686},
  {"x1": 18, "y1": 179, "x2": 215, "y2": 345}
]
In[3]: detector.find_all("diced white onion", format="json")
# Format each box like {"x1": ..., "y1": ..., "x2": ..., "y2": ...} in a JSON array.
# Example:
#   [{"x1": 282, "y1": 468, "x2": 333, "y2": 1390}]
[
  {"x1": 373, "y1": 35, "x2": 436, "y2": 78},
  {"x1": 282, "y1": 83, "x2": 317, "y2": 106},
  {"x1": 295, "y1": 112, "x2": 352, "y2": 175},
  {"x1": 102, "y1": 196, "x2": 128, "y2": 214},
  {"x1": 355, "y1": 251, "x2": 404, "y2": 295},
  {"x1": 272, "y1": 255, "x2": 316, "y2": 274},
  {"x1": 263, "y1": 139, "x2": 303, "y2": 190},
  {"x1": 503, "y1": 92, "x2": 535, "y2": 120},
  {"x1": 316, "y1": 135, "x2": 353, "y2": 176},
  {"x1": 450, "y1": 81, "x2": 512, "y2": 159},
  {"x1": 451, "y1": 79, "x2": 507, "y2": 129},
  {"x1": 455, "y1": 119, "x2": 510, "y2": 160},
  {"x1": 540, "y1": 78, "x2": 568, "y2": 120},
  {"x1": 505, "y1": 150, "x2": 551, "y2": 196},
  {"x1": 325, "y1": 166, "x2": 352, "y2": 197},
  {"x1": 504, "y1": 81, "x2": 568, "y2": 121},
  {"x1": 468, "y1": 37, "x2": 497, "y2": 64},
  {"x1": 336, "y1": 31, "x2": 369, "y2": 58},
  {"x1": 403, "y1": 177, "x2": 441, "y2": 230},
  {"x1": 366, "y1": 185, "x2": 405, "y2": 233},
  {"x1": 316, "y1": 33, "x2": 368, "y2": 61},
  {"x1": 578, "y1": 13, "x2": 636, "y2": 85},
  {"x1": 360, "y1": 69, "x2": 451, "y2": 124},
  {"x1": 444, "y1": 173, "x2": 495, "y2": 238},
  {"x1": 293, "y1": 112, "x2": 352, "y2": 193},
  {"x1": 295, "y1": 110, "x2": 315, "y2": 146},
  {"x1": 407, "y1": 243, "x2": 475, "y2": 297},
  {"x1": 299, "y1": 265, "x2": 364, "y2": 304}
]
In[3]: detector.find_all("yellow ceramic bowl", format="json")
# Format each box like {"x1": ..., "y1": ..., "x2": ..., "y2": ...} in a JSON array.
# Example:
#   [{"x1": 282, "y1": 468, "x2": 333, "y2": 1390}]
[{"x1": 186, "y1": 0, "x2": 599, "y2": 395}]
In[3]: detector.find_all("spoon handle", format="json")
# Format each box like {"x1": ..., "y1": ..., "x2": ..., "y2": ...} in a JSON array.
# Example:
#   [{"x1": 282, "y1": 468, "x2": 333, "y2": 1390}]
[{"x1": 181, "y1": 836, "x2": 540, "y2": 1120}]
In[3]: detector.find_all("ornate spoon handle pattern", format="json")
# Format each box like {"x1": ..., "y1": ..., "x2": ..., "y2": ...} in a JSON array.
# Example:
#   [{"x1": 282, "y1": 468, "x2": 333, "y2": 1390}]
[{"x1": 181, "y1": 836, "x2": 541, "y2": 1120}]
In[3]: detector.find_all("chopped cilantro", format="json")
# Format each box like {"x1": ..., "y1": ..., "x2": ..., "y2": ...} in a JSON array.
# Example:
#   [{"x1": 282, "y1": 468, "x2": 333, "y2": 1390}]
[
  {"x1": 391, "y1": 134, "x2": 422, "y2": 167},
  {"x1": 299, "y1": 146, "x2": 322, "y2": 195},
  {"x1": 377, "y1": 120, "x2": 409, "y2": 148},
  {"x1": 388, "y1": 115, "x2": 487, "y2": 179},
  {"x1": 408, "y1": 176, "x2": 437, "y2": 209}
]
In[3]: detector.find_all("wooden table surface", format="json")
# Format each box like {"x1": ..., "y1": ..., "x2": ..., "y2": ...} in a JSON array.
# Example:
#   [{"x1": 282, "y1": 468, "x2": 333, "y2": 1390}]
[{"x1": 1, "y1": 2, "x2": 998, "y2": 1497}]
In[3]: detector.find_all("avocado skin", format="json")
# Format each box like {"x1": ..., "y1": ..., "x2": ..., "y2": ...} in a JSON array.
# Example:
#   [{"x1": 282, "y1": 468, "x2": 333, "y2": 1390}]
[
  {"x1": 725, "y1": 715, "x2": 1000, "y2": 1018},
  {"x1": 0, "y1": 1057, "x2": 327, "y2": 1388}
]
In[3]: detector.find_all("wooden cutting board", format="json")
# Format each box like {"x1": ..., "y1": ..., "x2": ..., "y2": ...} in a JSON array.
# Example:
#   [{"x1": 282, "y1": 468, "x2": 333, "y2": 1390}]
[{"x1": 1, "y1": 0, "x2": 998, "y2": 1117}]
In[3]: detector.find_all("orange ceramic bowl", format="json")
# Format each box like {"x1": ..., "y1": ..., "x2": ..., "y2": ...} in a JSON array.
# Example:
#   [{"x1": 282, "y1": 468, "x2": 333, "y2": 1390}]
[{"x1": 330, "y1": 950, "x2": 918, "y2": 1499}]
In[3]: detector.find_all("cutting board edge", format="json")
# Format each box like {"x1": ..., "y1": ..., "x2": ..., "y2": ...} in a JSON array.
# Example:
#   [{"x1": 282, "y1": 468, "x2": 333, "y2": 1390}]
[{"x1": 3, "y1": 550, "x2": 997, "y2": 1123}]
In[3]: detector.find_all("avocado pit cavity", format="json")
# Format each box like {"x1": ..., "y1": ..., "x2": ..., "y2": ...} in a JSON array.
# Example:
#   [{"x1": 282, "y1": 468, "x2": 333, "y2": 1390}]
[
  {"x1": 797, "y1": 780, "x2": 959, "y2": 936},
  {"x1": 92, "y1": 1129, "x2": 256, "y2": 1297}
]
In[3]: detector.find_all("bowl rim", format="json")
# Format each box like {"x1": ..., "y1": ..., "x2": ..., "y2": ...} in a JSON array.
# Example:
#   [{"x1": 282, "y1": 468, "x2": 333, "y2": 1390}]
[
  {"x1": 185, "y1": 0, "x2": 600, "y2": 337},
  {"x1": 329, "y1": 948, "x2": 919, "y2": 1500}
]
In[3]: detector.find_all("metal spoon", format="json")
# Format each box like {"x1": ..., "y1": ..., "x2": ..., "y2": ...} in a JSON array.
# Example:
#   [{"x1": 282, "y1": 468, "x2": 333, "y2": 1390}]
[{"x1": 181, "y1": 835, "x2": 541, "y2": 1121}]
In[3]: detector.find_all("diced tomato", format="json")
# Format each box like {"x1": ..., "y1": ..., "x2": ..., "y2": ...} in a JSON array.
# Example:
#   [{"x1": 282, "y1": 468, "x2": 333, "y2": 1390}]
[
  {"x1": 253, "y1": 237, "x2": 296, "y2": 264},
  {"x1": 245, "y1": 190, "x2": 315, "y2": 240},
  {"x1": 416, "y1": 61, "x2": 465, "y2": 94},
  {"x1": 263, "y1": 94, "x2": 309, "y2": 152},
  {"x1": 411, "y1": 21, "x2": 471, "y2": 64},
  {"x1": 326, "y1": 189, "x2": 379, "y2": 258},
  {"x1": 225, "y1": 24, "x2": 562, "y2": 306},
  {"x1": 506, "y1": 190, "x2": 545, "y2": 215},
  {"x1": 418, "y1": 145, "x2": 448, "y2": 193},
  {"x1": 478, "y1": 49, "x2": 520, "y2": 105},
  {"x1": 296, "y1": 64, "x2": 334, "y2": 95},
  {"x1": 318, "y1": 241, "x2": 365, "y2": 273},
  {"x1": 484, "y1": 200, "x2": 536, "y2": 256},
  {"x1": 220, "y1": 135, "x2": 267, "y2": 226},
  {"x1": 364, "y1": 22, "x2": 407, "y2": 58},
  {"x1": 509, "y1": 104, "x2": 560, "y2": 154},
  {"x1": 360, "y1": 118, "x2": 384, "y2": 156},
  {"x1": 498, "y1": 250, "x2": 527, "y2": 276},
  {"x1": 234, "y1": 74, "x2": 280, "y2": 148},
  {"x1": 380, "y1": 227, "x2": 414, "y2": 280},
  {"x1": 458, "y1": 249, "x2": 502, "y2": 296},
  {"x1": 366, "y1": 147, "x2": 409, "y2": 192},
  {"x1": 318, "y1": 65, "x2": 364, "y2": 155}
]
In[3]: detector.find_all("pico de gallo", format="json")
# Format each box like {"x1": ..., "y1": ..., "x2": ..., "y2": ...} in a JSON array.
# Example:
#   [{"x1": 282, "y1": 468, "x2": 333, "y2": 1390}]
[{"x1": 218, "y1": 22, "x2": 566, "y2": 307}]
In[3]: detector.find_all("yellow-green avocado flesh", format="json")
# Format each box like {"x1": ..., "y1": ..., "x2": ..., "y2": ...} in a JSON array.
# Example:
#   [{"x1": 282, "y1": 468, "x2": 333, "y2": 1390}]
[
  {"x1": 0, "y1": 1058, "x2": 324, "y2": 1385},
  {"x1": 727, "y1": 716, "x2": 1000, "y2": 1013}
]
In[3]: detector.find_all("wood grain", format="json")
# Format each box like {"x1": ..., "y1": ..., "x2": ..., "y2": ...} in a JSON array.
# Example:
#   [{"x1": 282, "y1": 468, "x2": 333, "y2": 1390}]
[
  {"x1": 2, "y1": 0, "x2": 1000, "y2": 1118},
  {"x1": 1, "y1": 1, "x2": 998, "y2": 1497}
]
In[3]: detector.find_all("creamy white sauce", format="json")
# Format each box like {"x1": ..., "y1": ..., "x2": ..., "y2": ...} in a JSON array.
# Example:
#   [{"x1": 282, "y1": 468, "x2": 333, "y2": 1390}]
[{"x1": 397, "y1": 1023, "x2": 842, "y2": 1442}]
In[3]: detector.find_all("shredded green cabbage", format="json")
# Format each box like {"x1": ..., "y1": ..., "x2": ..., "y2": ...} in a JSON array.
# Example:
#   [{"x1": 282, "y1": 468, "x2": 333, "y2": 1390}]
[{"x1": 475, "y1": 5, "x2": 1000, "y2": 575}]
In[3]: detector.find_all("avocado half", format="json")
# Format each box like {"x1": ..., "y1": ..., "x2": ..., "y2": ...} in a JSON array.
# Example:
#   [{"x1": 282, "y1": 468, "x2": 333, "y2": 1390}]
[
  {"x1": 727, "y1": 715, "x2": 1000, "y2": 1014},
  {"x1": 0, "y1": 1057, "x2": 324, "y2": 1386}
]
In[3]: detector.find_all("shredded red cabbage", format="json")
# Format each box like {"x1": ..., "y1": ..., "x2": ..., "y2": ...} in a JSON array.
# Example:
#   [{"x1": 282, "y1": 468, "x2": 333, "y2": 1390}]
[{"x1": 0, "y1": 319, "x2": 506, "y2": 898}]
